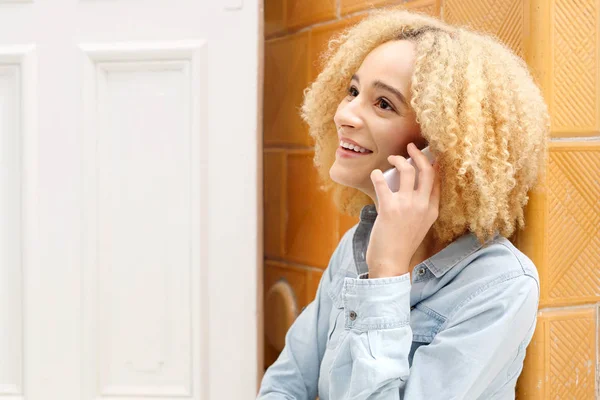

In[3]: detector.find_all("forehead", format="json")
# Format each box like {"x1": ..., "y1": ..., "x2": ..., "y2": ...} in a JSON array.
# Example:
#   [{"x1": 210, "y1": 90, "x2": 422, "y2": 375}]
[{"x1": 355, "y1": 40, "x2": 416, "y2": 92}]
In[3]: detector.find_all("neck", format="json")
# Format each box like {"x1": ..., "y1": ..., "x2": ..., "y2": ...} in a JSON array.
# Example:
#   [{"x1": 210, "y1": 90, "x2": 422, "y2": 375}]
[
  {"x1": 370, "y1": 195, "x2": 444, "y2": 278},
  {"x1": 408, "y1": 228, "x2": 443, "y2": 277}
]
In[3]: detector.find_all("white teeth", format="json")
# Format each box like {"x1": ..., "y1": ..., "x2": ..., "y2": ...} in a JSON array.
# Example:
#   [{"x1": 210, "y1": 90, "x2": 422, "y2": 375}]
[{"x1": 340, "y1": 140, "x2": 370, "y2": 153}]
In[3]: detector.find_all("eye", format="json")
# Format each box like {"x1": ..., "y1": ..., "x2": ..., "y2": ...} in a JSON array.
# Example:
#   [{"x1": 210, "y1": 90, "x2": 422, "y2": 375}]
[
  {"x1": 377, "y1": 98, "x2": 395, "y2": 111},
  {"x1": 347, "y1": 85, "x2": 359, "y2": 97}
]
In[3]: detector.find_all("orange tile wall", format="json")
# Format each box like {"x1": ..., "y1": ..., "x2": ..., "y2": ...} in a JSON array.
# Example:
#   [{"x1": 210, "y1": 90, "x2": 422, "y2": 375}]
[{"x1": 262, "y1": 0, "x2": 600, "y2": 398}]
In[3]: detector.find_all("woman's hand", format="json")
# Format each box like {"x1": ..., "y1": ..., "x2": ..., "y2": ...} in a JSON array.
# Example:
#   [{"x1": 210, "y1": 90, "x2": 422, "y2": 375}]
[{"x1": 366, "y1": 143, "x2": 441, "y2": 279}]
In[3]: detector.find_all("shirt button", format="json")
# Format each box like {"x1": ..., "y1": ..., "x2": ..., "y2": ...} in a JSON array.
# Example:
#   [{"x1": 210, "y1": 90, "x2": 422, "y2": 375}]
[
  {"x1": 417, "y1": 267, "x2": 426, "y2": 276},
  {"x1": 349, "y1": 311, "x2": 357, "y2": 321}
]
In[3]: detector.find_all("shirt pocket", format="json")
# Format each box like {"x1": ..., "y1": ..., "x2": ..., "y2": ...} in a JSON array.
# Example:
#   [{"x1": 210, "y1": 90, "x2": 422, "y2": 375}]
[
  {"x1": 410, "y1": 303, "x2": 446, "y2": 343},
  {"x1": 326, "y1": 268, "x2": 355, "y2": 349},
  {"x1": 407, "y1": 305, "x2": 446, "y2": 367}
]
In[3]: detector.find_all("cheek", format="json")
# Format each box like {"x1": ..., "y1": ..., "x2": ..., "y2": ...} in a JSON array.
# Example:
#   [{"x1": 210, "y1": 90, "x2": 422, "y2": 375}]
[
  {"x1": 405, "y1": 116, "x2": 425, "y2": 146},
  {"x1": 381, "y1": 135, "x2": 411, "y2": 158},
  {"x1": 385, "y1": 121, "x2": 423, "y2": 156}
]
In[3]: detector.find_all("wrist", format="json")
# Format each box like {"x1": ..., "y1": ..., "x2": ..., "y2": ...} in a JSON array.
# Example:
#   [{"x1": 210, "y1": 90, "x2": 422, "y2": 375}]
[
  {"x1": 368, "y1": 263, "x2": 410, "y2": 279},
  {"x1": 369, "y1": 271, "x2": 408, "y2": 279}
]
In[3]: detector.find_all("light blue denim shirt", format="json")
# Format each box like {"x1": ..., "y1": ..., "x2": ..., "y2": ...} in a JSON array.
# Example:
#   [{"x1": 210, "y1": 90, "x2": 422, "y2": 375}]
[{"x1": 258, "y1": 204, "x2": 540, "y2": 400}]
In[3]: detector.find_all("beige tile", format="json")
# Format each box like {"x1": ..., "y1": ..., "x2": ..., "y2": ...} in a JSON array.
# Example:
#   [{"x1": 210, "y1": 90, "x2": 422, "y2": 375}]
[
  {"x1": 545, "y1": 143, "x2": 600, "y2": 306},
  {"x1": 546, "y1": 0, "x2": 600, "y2": 137},
  {"x1": 399, "y1": 0, "x2": 440, "y2": 16},
  {"x1": 443, "y1": 0, "x2": 527, "y2": 58},
  {"x1": 516, "y1": 307, "x2": 597, "y2": 399},
  {"x1": 519, "y1": 142, "x2": 600, "y2": 307}
]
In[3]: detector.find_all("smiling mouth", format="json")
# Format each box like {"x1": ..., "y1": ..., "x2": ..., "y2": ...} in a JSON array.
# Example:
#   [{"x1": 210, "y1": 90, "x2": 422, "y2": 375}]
[{"x1": 339, "y1": 140, "x2": 373, "y2": 154}]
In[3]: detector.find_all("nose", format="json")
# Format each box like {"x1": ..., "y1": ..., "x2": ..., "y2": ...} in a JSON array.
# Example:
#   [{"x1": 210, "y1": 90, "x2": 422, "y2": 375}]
[{"x1": 334, "y1": 97, "x2": 364, "y2": 132}]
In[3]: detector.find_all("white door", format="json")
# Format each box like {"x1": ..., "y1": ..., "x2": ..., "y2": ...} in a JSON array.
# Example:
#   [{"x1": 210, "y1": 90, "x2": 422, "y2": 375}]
[{"x1": 0, "y1": 1, "x2": 260, "y2": 399}]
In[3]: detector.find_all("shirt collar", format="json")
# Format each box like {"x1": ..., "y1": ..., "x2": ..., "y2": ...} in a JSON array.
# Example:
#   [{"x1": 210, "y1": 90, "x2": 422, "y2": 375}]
[
  {"x1": 356, "y1": 205, "x2": 498, "y2": 279},
  {"x1": 424, "y1": 231, "x2": 495, "y2": 278},
  {"x1": 359, "y1": 203, "x2": 377, "y2": 222}
]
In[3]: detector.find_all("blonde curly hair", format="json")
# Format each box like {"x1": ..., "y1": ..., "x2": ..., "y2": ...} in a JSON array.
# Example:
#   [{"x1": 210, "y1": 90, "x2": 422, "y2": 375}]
[{"x1": 300, "y1": 8, "x2": 550, "y2": 245}]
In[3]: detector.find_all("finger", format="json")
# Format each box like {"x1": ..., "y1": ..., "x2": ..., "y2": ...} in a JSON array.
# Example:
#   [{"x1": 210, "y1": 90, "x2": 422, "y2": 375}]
[
  {"x1": 388, "y1": 154, "x2": 415, "y2": 194},
  {"x1": 370, "y1": 169, "x2": 391, "y2": 206},
  {"x1": 407, "y1": 143, "x2": 435, "y2": 197}
]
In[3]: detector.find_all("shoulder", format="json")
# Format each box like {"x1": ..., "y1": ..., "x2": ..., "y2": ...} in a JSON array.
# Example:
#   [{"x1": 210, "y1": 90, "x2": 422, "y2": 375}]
[
  {"x1": 462, "y1": 236, "x2": 539, "y2": 291},
  {"x1": 487, "y1": 236, "x2": 539, "y2": 281},
  {"x1": 448, "y1": 235, "x2": 540, "y2": 319},
  {"x1": 326, "y1": 223, "x2": 358, "y2": 277},
  {"x1": 427, "y1": 235, "x2": 540, "y2": 321}
]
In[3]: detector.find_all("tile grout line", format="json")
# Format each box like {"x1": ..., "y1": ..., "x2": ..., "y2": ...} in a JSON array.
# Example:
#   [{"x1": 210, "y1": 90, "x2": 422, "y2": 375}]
[
  {"x1": 265, "y1": 256, "x2": 327, "y2": 272},
  {"x1": 266, "y1": 13, "x2": 351, "y2": 42},
  {"x1": 550, "y1": 136, "x2": 600, "y2": 142},
  {"x1": 538, "y1": 303, "x2": 600, "y2": 313}
]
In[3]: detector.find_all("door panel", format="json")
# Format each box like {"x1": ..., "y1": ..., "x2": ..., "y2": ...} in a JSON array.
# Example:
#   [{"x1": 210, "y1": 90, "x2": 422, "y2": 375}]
[{"x1": 0, "y1": 1, "x2": 260, "y2": 399}]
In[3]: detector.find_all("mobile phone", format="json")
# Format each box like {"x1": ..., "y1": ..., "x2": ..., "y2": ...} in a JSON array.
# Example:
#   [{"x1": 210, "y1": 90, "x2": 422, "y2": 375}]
[{"x1": 382, "y1": 146, "x2": 435, "y2": 192}]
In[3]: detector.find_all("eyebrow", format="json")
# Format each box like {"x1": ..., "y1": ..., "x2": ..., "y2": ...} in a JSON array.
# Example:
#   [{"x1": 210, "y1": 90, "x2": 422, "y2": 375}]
[{"x1": 351, "y1": 74, "x2": 408, "y2": 108}]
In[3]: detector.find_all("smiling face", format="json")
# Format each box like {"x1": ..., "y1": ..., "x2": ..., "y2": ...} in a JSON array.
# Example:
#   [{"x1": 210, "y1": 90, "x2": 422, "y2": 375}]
[{"x1": 331, "y1": 39, "x2": 428, "y2": 199}]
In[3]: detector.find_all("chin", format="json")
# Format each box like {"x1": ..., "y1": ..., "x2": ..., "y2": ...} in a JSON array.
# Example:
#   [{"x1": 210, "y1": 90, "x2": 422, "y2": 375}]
[{"x1": 329, "y1": 161, "x2": 363, "y2": 189}]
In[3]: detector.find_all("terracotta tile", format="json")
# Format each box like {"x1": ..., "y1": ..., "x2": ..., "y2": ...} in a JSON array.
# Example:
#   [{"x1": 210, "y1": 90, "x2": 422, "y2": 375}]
[
  {"x1": 519, "y1": 142, "x2": 600, "y2": 308},
  {"x1": 398, "y1": 0, "x2": 440, "y2": 16},
  {"x1": 338, "y1": 212, "x2": 359, "y2": 240},
  {"x1": 516, "y1": 307, "x2": 597, "y2": 399},
  {"x1": 264, "y1": 32, "x2": 312, "y2": 147},
  {"x1": 287, "y1": 0, "x2": 336, "y2": 30},
  {"x1": 306, "y1": 268, "x2": 324, "y2": 303},
  {"x1": 263, "y1": 261, "x2": 309, "y2": 368},
  {"x1": 545, "y1": 0, "x2": 600, "y2": 137},
  {"x1": 264, "y1": 150, "x2": 285, "y2": 258},
  {"x1": 285, "y1": 151, "x2": 338, "y2": 268},
  {"x1": 443, "y1": 0, "x2": 527, "y2": 59},
  {"x1": 309, "y1": 15, "x2": 365, "y2": 80},
  {"x1": 264, "y1": 261, "x2": 309, "y2": 308},
  {"x1": 265, "y1": 0, "x2": 286, "y2": 38},
  {"x1": 340, "y1": 0, "x2": 402, "y2": 16}
]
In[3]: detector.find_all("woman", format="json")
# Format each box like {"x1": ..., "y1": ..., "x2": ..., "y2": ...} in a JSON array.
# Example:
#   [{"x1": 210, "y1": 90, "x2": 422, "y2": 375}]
[{"x1": 258, "y1": 8, "x2": 549, "y2": 400}]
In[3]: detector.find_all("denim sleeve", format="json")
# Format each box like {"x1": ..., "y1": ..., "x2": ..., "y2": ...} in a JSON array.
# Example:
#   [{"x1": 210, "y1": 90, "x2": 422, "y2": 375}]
[
  {"x1": 257, "y1": 229, "x2": 353, "y2": 400},
  {"x1": 329, "y1": 273, "x2": 539, "y2": 400}
]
